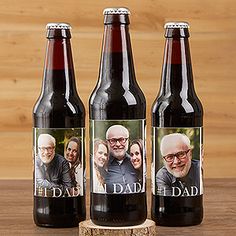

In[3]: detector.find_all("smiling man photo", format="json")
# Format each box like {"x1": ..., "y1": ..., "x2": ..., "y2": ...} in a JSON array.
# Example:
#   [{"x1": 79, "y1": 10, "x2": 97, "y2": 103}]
[{"x1": 156, "y1": 133, "x2": 201, "y2": 196}]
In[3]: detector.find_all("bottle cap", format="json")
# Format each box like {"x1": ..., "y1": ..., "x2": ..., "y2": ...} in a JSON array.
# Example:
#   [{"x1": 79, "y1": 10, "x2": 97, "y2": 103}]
[
  {"x1": 46, "y1": 23, "x2": 71, "y2": 38},
  {"x1": 46, "y1": 23, "x2": 72, "y2": 30},
  {"x1": 164, "y1": 22, "x2": 189, "y2": 29},
  {"x1": 103, "y1": 7, "x2": 130, "y2": 15}
]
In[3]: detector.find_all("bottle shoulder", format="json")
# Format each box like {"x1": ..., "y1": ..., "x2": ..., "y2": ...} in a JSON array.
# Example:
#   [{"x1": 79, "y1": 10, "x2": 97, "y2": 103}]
[
  {"x1": 89, "y1": 85, "x2": 146, "y2": 119},
  {"x1": 33, "y1": 93, "x2": 85, "y2": 116},
  {"x1": 90, "y1": 85, "x2": 146, "y2": 106},
  {"x1": 152, "y1": 94, "x2": 203, "y2": 114}
]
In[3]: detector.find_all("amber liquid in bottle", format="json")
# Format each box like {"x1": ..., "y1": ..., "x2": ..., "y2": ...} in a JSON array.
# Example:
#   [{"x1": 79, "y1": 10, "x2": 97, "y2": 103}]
[
  {"x1": 151, "y1": 23, "x2": 203, "y2": 226},
  {"x1": 33, "y1": 25, "x2": 86, "y2": 227},
  {"x1": 89, "y1": 11, "x2": 147, "y2": 226}
]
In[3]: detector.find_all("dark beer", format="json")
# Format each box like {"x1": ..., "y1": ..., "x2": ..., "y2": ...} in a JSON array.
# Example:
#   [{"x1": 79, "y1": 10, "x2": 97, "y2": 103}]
[
  {"x1": 151, "y1": 22, "x2": 203, "y2": 226},
  {"x1": 33, "y1": 23, "x2": 86, "y2": 227},
  {"x1": 89, "y1": 8, "x2": 147, "y2": 226}
]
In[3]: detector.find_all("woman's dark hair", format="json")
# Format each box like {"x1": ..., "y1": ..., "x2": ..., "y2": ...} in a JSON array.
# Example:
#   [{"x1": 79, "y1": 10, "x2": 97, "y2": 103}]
[
  {"x1": 130, "y1": 139, "x2": 143, "y2": 158},
  {"x1": 65, "y1": 137, "x2": 82, "y2": 186},
  {"x1": 65, "y1": 137, "x2": 81, "y2": 165},
  {"x1": 130, "y1": 139, "x2": 144, "y2": 183}
]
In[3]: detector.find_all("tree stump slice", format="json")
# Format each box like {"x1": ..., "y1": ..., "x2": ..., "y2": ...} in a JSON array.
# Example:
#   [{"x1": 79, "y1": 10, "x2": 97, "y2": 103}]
[{"x1": 79, "y1": 219, "x2": 156, "y2": 236}]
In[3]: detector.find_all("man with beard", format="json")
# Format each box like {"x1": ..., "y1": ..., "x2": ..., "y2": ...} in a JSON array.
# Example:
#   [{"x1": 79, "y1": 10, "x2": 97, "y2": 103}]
[
  {"x1": 35, "y1": 134, "x2": 72, "y2": 195},
  {"x1": 105, "y1": 125, "x2": 140, "y2": 194},
  {"x1": 156, "y1": 133, "x2": 201, "y2": 196}
]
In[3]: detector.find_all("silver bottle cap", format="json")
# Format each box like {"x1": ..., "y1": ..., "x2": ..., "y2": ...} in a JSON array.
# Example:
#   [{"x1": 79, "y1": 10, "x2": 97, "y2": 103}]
[
  {"x1": 164, "y1": 22, "x2": 189, "y2": 29},
  {"x1": 46, "y1": 23, "x2": 71, "y2": 30},
  {"x1": 103, "y1": 7, "x2": 130, "y2": 15}
]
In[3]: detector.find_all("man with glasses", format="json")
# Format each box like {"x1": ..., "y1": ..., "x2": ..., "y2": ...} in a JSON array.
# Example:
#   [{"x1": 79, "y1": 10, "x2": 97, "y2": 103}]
[
  {"x1": 35, "y1": 134, "x2": 72, "y2": 196},
  {"x1": 156, "y1": 133, "x2": 201, "y2": 197},
  {"x1": 104, "y1": 125, "x2": 140, "y2": 194}
]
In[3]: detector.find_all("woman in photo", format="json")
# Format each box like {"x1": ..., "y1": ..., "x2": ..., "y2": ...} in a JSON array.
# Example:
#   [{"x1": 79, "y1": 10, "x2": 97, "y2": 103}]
[
  {"x1": 93, "y1": 139, "x2": 109, "y2": 193},
  {"x1": 130, "y1": 139, "x2": 144, "y2": 186},
  {"x1": 65, "y1": 137, "x2": 82, "y2": 194}
]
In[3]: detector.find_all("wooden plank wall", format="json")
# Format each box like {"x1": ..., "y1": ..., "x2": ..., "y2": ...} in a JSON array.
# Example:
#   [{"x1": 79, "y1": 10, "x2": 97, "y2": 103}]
[{"x1": 0, "y1": 0, "x2": 235, "y2": 179}]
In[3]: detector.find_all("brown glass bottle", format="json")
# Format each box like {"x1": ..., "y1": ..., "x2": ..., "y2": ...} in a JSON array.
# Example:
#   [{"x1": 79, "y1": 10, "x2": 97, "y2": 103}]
[
  {"x1": 33, "y1": 23, "x2": 86, "y2": 227},
  {"x1": 89, "y1": 8, "x2": 147, "y2": 226},
  {"x1": 151, "y1": 22, "x2": 203, "y2": 226}
]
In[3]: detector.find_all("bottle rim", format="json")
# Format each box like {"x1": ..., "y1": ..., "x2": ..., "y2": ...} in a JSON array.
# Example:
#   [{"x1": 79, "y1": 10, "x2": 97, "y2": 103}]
[
  {"x1": 103, "y1": 7, "x2": 130, "y2": 15},
  {"x1": 46, "y1": 23, "x2": 72, "y2": 30},
  {"x1": 164, "y1": 22, "x2": 189, "y2": 29}
]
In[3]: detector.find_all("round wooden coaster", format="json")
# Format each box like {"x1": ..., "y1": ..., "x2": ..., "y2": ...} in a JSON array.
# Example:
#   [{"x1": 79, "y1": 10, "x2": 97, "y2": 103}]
[{"x1": 79, "y1": 219, "x2": 156, "y2": 236}]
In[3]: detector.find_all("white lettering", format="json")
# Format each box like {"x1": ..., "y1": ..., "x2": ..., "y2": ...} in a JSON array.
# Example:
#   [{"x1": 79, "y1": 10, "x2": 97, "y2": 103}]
[
  {"x1": 113, "y1": 183, "x2": 123, "y2": 194},
  {"x1": 112, "y1": 183, "x2": 144, "y2": 194},
  {"x1": 44, "y1": 187, "x2": 48, "y2": 197},
  {"x1": 124, "y1": 184, "x2": 132, "y2": 193},
  {"x1": 133, "y1": 182, "x2": 142, "y2": 193},
  {"x1": 52, "y1": 187, "x2": 62, "y2": 197},
  {"x1": 172, "y1": 187, "x2": 181, "y2": 197},
  {"x1": 191, "y1": 186, "x2": 198, "y2": 196},
  {"x1": 65, "y1": 188, "x2": 72, "y2": 197},
  {"x1": 182, "y1": 187, "x2": 190, "y2": 196},
  {"x1": 71, "y1": 187, "x2": 80, "y2": 197}
]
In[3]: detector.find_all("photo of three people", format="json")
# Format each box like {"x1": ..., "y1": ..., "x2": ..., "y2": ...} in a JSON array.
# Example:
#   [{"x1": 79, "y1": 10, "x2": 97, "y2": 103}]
[
  {"x1": 34, "y1": 131, "x2": 84, "y2": 197},
  {"x1": 92, "y1": 124, "x2": 146, "y2": 194}
]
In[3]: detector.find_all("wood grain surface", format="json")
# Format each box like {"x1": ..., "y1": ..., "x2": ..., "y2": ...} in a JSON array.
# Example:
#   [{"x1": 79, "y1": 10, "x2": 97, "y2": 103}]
[
  {"x1": 0, "y1": 0, "x2": 236, "y2": 178},
  {"x1": 79, "y1": 219, "x2": 156, "y2": 236},
  {"x1": 0, "y1": 179, "x2": 235, "y2": 235}
]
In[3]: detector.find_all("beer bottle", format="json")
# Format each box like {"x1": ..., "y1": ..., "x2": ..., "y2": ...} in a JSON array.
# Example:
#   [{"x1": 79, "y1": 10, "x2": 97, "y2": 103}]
[
  {"x1": 33, "y1": 23, "x2": 86, "y2": 227},
  {"x1": 151, "y1": 22, "x2": 203, "y2": 226},
  {"x1": 89, "y1": 8, "x2": 147, "y2": 226}
]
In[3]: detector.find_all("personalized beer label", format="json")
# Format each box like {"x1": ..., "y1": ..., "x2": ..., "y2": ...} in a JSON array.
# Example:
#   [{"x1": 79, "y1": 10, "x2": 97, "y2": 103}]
[
  {"x1": 90, "y1": 120, "x2": 146, "y2": 194},
  {"x1": 151, "y1": 127, "x2": 203, "y2": 197},
  {"x1": 33, "y1": 128, "x2": 85, "y2": 197}
]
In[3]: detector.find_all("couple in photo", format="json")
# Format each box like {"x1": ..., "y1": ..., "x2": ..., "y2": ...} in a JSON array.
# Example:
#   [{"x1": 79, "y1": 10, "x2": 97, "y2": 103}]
[{"x1": 35, "y1": 134, "x2": 82, "y2": 196}]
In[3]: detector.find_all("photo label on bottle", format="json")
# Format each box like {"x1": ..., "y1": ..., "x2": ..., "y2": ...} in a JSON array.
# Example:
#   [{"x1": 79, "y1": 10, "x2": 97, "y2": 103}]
[
  {"x1": 90, "y1": 119, "x2": 146, "y2": 194},
  {"x1": 33, "y1": 128, "x2": 85, "y2": 197},
  {"x1": 151, "y1": 127, "x2": 203, "y2": 197}
]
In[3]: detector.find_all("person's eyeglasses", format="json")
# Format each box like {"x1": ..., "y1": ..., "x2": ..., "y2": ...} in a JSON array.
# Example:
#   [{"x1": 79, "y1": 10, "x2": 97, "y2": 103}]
[
  {"x1": 38, "y1": 146, "x2": 54, "y2": 152},
  {"x1": 163, "y1": 149, "x2": 191, "y2": 163},
  {"x1": 107, "y1": 137, "x2": 128, "y2": 146}
]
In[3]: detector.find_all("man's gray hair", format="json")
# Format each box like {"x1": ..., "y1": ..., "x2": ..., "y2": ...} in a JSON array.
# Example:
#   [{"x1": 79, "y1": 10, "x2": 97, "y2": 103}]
[
  {"x1": 160, "y1": 133, "x2": 191, "y2": 155},
  {"x1": 106, "y1": 125, "x2": 129, "y2": 139},
  {"x1": 38, "y1": 133, "x2": 56, "y2": 146}
]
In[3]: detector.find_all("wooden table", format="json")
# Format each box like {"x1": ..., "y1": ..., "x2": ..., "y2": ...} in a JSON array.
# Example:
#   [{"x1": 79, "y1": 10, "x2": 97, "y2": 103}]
[{"x1": 0, "y1": 179, "x2": 235, "y2": 235}]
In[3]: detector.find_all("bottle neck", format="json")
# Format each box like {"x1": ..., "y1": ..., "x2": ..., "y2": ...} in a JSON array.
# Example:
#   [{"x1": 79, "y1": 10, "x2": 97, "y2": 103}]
[
  {"x1": 98, "y1": 22, "x2": 136, "y2": 88},
  {"x1": 42, "y1": 35, "x2": 77, "y2": 96},
  {"x1": 160, "y1": 35, "x2": 195, "y2": 98}
]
